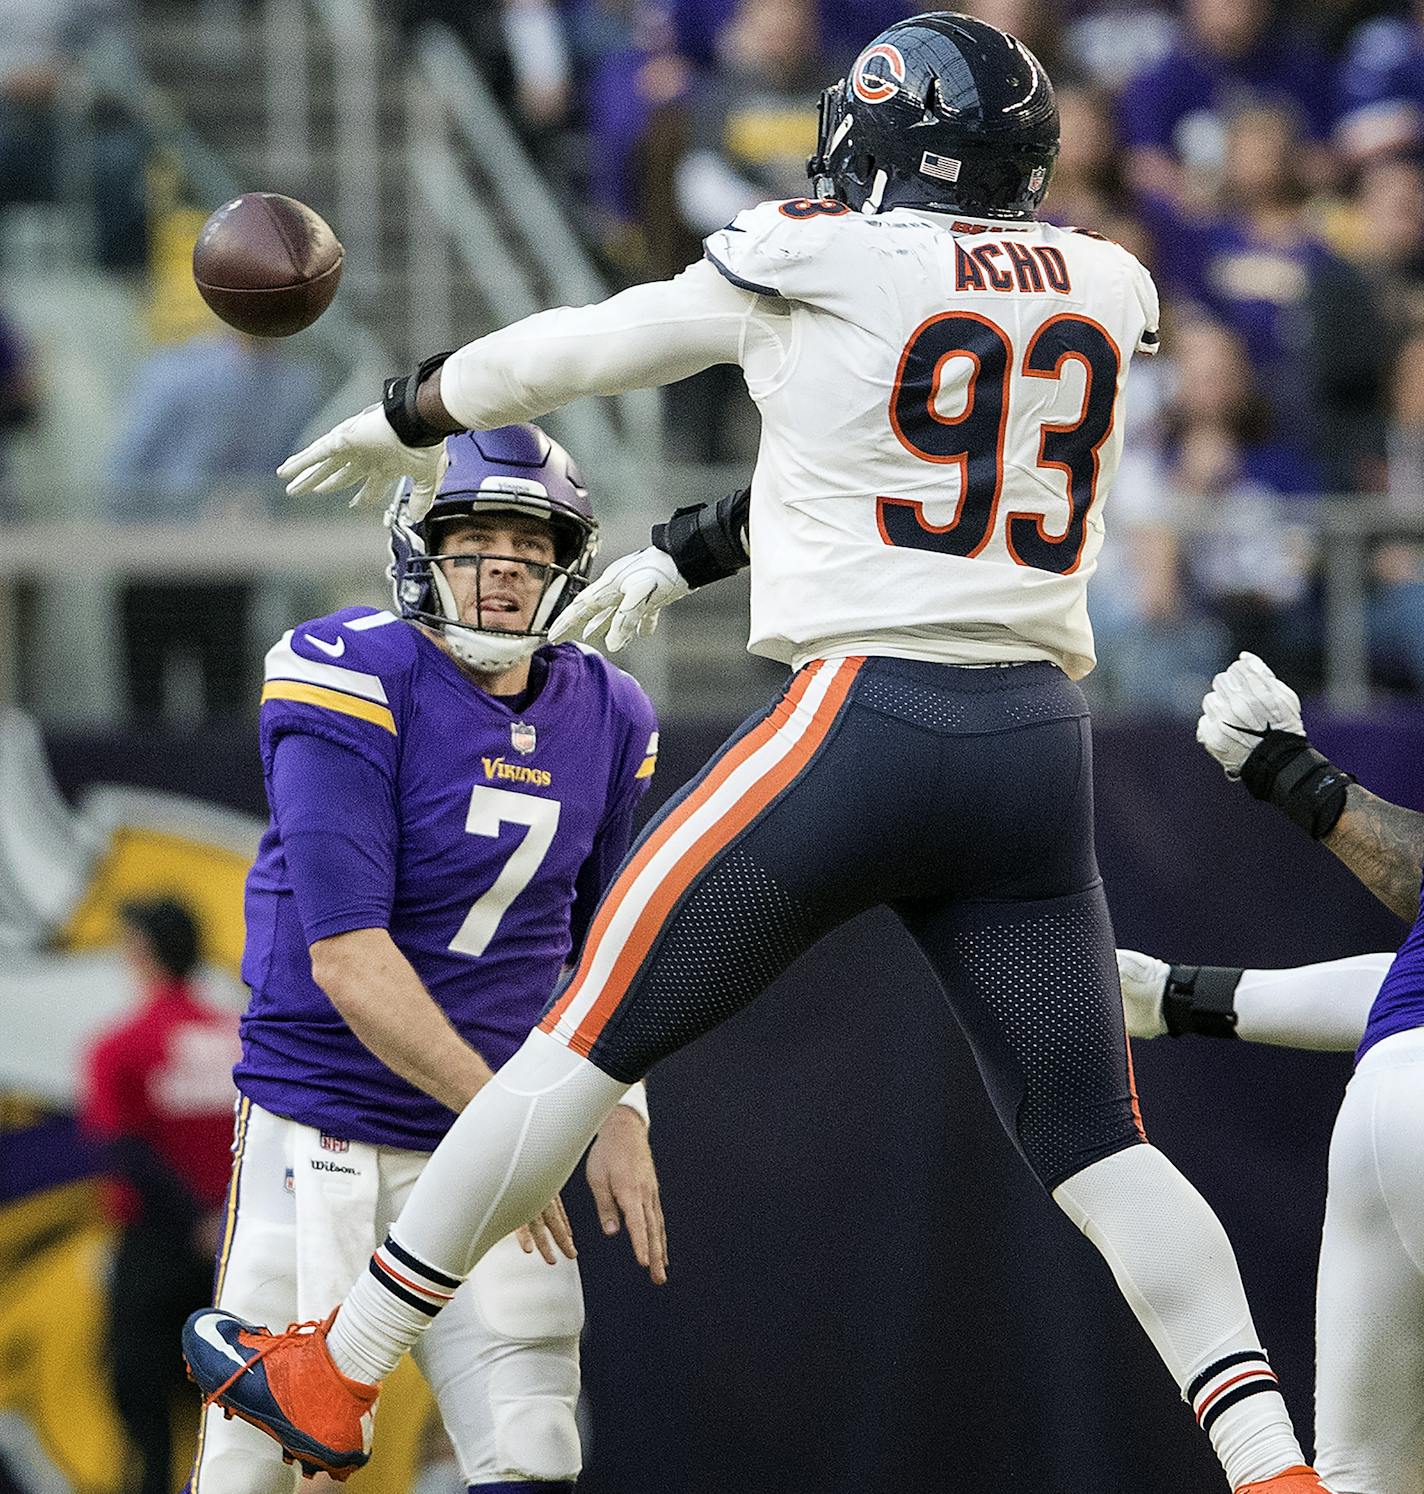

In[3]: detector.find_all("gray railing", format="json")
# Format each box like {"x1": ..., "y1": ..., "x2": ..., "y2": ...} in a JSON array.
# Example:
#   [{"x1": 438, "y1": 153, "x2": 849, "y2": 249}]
[
  {"x1": 0, "y1": 497, "x2": 1419, "y2": 719},
  {"x1": 264, "y1": 0, "x2": 381, "y2": 289},
  {"x1": 404, "y1": 25, "x2": 662, "y2": 483}
]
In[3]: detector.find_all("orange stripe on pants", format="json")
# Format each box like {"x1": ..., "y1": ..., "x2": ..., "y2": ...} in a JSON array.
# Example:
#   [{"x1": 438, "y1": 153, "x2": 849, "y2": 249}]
[
  {"x1": 567, "y1": 659, "x2": 862, "y2": 1057},
  {"x1": 546, "y1": 659, "x2": 862, "y2": 1058},
  {"x1": 540, "y1": 661, "x2": 827, "y2": 1037},
  {"x1": 1124, "y1": 1036, "x2": 1147, "y2": 1141}
]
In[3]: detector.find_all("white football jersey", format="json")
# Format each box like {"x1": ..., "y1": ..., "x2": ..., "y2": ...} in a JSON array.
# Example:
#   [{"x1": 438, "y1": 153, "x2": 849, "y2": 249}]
[{"x1": 703, "y1": 199, "x2": 1160, "y2": 678}]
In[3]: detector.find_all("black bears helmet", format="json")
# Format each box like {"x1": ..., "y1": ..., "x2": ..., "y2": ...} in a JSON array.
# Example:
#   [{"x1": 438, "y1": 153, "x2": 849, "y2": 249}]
[{"x1": 807, "y1": 12, "x2": 1059, "y2": 219}]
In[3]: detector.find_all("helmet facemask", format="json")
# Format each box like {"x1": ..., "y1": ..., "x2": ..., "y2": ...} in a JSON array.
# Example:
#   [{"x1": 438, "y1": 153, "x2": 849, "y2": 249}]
[{"x1": 388, "y1": 492, "x2": 598, "y2": 674}]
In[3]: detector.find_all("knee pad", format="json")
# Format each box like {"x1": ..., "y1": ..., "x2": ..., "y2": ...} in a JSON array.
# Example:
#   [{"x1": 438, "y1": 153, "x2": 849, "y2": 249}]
[
  {"x1": 471, "y1": 1234, "x2": 584, "y2": 1341},
  {"x1": 491, "y1": 1387, "x2": 582, "y2": 1483}
]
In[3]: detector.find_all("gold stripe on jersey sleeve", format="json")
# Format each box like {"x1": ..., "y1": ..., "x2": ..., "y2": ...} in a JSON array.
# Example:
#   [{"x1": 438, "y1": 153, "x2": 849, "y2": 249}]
[
  {"x1": 261, "y1": 680, "x2": 397, "y2": 735},
  {"x1": 635, "y1": 754, "x2": 657, "y2": 780}
]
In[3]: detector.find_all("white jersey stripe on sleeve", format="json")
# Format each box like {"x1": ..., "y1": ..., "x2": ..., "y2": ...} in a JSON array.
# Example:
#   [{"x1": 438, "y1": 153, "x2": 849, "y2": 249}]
[{"x1": 264, "y1": 631, "x2": 390, "y2": 704}]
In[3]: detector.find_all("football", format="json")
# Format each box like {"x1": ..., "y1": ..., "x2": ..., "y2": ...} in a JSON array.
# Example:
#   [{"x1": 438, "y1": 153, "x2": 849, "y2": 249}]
[{"x1": 192, "y1": 192, "x2": 343, "y2": 337}]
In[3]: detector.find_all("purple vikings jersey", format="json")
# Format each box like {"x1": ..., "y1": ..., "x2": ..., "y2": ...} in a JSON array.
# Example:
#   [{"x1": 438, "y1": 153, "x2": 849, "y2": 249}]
[
  {"x1": 236, "y1": 605, "x2": 658, "y2": 1150},
  {"x1": 1357, "y1": 893, "x2": 1424, "y2": 1065}
]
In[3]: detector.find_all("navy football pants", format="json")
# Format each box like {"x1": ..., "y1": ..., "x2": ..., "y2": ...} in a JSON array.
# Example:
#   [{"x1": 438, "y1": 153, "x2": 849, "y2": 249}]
[{"x1": 540, "y1": 656, "x2": 1144, "y2": 1190}]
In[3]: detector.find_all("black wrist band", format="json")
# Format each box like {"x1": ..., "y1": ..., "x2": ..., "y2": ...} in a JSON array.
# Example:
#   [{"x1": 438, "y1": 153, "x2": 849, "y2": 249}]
[
  {"x1": 651, "y1": 487, "x2": 751, "y2": 589},
  {"x1": 1163, "y1": 964, "x2": 1244, "y2": 1039},
  {"x1": 1239, "y1": 729, "x2": 1355, "y2": 840},
  {"x1": 382, "y1": 349, "x2": 456, "y2": 447}
]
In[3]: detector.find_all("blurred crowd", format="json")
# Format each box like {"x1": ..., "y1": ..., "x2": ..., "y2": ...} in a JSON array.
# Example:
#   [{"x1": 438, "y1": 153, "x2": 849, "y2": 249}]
[
  {"x1": 3, "y1": 0, "x2": 1424, "y2": 716},
  {"x1": 453, "y1": 0, "x2": 1424, "y2": 708}
]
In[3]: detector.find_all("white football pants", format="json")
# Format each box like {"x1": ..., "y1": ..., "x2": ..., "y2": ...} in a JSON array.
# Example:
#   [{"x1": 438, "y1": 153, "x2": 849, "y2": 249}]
[
  {"x1": 1315, "y1": 1025, "x2": 1424, "y2": 1494},
  {"x1": 191, "y1": 1101, "x2": 583, "y2": 1494}
]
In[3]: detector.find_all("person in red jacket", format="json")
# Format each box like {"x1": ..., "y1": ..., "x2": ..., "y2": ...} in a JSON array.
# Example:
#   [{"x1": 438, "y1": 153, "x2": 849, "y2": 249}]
[{"x1": 81, "y1": 897, "x2": 240, "y2": 1494}]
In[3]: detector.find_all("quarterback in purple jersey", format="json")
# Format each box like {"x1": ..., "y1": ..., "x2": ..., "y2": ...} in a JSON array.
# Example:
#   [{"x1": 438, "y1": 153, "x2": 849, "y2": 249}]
[
  {"x1": 185, "y1": 425, "x2": 666, "y2": 1493},
  {"x1": 1118, "y1": 650, "x2": 1424, "y2": 1494}
]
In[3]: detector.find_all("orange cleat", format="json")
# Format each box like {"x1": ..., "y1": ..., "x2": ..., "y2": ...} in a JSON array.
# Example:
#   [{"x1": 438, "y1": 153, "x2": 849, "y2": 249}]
[
  {"x1": 1236, "y1": 1467, "x2": 1333, "y2": 1494},
  {"x1": 182, "y1": 1308, "x2": 379, "y2": 1480}
]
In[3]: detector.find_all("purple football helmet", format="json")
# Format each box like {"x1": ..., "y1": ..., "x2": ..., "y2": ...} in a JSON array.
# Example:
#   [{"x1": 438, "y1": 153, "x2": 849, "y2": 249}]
[{"x1": 387, "y1": 424, "x2": 598, "y2": 672}]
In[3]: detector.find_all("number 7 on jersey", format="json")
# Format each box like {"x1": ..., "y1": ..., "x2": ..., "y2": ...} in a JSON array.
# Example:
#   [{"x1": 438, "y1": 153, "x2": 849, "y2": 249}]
[{"x1": 448, "y1": 786, "x2": 561, "y2": 958}]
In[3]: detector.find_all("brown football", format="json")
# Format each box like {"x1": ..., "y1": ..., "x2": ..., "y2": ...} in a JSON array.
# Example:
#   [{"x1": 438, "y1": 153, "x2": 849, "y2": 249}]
[{"x1": 192, "y1": 193, "x2": 343, "y2": 337}]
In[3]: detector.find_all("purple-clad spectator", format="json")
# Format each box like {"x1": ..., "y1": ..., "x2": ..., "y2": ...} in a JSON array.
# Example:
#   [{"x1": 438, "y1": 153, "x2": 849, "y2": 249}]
[
  {"x1": 1118, "y1": 0, "x2": 1334, "y2": 200},
  {"x1": 1336, "y1": 0, "x2": 1424, "y2": 165},
  {"x1": 1041, "y1": 83, "x2": 1129, "y2": 233},
  {"x1": 1142, "y1": 106, "x2": 1379, "y2": 474},
  {"x1": 673, "y1": 0, "x2": 824, "y2": 238},
  {"x1": 668, "y1": 0, "x2": 911, "y2": 70},
  {"x1": 581, "y1": 3, "x2": 691, "y2": 234}
]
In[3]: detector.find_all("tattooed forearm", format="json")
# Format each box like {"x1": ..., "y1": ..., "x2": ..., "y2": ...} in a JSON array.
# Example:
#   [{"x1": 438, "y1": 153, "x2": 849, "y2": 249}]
[{"x1": 1322, "y1": 784, "x2": 1424, "y2": 922}]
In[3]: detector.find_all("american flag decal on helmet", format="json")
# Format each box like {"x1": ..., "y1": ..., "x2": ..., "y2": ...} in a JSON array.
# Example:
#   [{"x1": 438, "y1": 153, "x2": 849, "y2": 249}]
[{"x1": 920, "y1": 152, "x2": 961, "y2": 182}]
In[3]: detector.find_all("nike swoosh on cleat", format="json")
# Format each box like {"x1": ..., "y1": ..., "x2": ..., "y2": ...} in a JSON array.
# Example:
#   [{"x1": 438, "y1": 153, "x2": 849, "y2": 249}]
[
  {"x1": 306, "y1": 634, "x2": 346, "y2": 658},
  {"x1": 194, "y1": 1314, "x2": 251, "y2": 1372}
]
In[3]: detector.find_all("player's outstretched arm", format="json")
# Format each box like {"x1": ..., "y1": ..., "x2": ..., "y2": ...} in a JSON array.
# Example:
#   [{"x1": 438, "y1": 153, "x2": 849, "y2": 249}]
[
  {"x1": 549, "y1": 486, "x2": 750, "y2": 652},
  {"x1": 1118, "y1": 948, "x2": 1391, "y2": 1050},
  {"x1": 1197, "y1": 651, "x2": 1424, "y2": 921},
  {"x1": 281, "y1": 261, "x2": 769, "y2": 517}
]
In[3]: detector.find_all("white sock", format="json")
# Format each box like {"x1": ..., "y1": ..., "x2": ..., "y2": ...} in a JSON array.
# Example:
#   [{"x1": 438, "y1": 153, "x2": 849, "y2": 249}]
[
  {"x1": 328, "y1": 1031, "x2": 626, "y2": 1383},
  {"x1": 1054, "y1": 1145, "x2": 1305, "y2": 1490},
  {"x1": 327, "y1": 1235, "x2": 460, "y2": 1385}
]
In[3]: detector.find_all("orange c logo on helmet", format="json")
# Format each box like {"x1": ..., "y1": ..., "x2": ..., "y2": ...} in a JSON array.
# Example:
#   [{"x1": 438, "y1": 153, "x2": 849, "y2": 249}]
[{"x1": 852, "y1": 43, "x2": 906, "y2": 105}]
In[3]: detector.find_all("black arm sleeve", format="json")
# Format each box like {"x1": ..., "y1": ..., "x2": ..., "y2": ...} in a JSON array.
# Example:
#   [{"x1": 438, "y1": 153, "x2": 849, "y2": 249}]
[{"x1": 651, "y1": 486, "x2": 750, "y2": 590}]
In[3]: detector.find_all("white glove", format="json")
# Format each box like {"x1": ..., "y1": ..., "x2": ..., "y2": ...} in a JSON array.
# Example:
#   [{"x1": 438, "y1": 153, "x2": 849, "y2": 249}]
[
  {"x1": 277, "y1": 403, "x2": 450, "y2": 519},
  {"x1": 548, "y1": 547, "x2": 690, "y2": 652},
  {"x1": 1117, "y1": 949, "x2": 1171, "y2": 1040},
  {"x1": 1195, "y1": 651, "x2": 1305, "y2": 781}
]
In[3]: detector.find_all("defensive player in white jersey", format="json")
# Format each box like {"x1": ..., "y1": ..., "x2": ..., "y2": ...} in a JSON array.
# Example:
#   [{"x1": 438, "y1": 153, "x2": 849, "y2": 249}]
[
  {"x1": 1117, "y1": 651, "x2": 1424, "y2": 1494},
  {"x1": 184, "y1": 16, "x2": 1327, "y2": 1491}
]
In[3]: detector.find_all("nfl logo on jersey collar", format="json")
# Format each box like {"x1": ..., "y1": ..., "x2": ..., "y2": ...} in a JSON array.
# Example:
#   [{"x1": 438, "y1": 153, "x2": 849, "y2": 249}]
[{"x1": 511, "y1": 720, "x2": 537, "y2": 755}]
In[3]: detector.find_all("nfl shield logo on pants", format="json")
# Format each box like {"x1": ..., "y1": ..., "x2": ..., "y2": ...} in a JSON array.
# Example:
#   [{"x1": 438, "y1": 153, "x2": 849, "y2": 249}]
[
  {"x1": 511, "y1": 721, "x2": 537, "y2": 755},
  {"x1": 319, "y1": 1133, "x2": 349, "y2": 1153}
]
